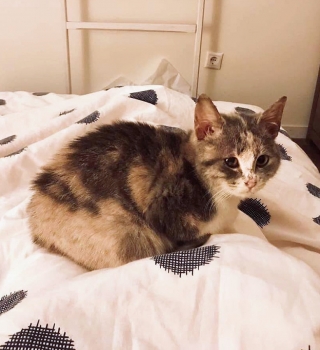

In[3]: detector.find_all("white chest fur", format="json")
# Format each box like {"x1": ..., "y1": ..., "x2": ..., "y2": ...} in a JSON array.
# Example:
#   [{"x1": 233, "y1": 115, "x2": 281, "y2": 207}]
[{"x1": 199, "y1": 196, "x2": 240, "y2": 235}]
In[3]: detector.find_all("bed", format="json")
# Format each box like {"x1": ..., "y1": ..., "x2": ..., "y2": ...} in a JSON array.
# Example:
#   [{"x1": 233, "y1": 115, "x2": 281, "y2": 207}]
[
  {"x1": 1, "y1": 1, "x2": 320, "y2": 349},
  {"x1": 0, "y1": 85, "x2": 320, "y2": 349}
]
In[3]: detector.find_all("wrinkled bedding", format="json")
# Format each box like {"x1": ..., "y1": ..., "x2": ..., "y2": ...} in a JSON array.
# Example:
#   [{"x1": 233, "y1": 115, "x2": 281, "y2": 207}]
[{"x1": 0, "y1": 86, "x2": 319, "y2": 349}]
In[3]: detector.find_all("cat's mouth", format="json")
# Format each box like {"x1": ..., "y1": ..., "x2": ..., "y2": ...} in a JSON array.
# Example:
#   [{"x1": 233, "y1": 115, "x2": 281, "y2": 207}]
[
  {"x1": 245, "y1": 187, "x2": 258, "y2": 194},
  {"x1": 242, "y1": 182, "x2": 265, "y2": 196},
  {"x1": 225, "y1": 182, "x2": 263, "y2": 198}
]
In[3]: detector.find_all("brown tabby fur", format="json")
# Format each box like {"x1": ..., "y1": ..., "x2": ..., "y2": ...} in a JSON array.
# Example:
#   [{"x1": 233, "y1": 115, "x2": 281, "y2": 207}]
[{"x1": 27, "y1": 94, "x2": 286, "y2": 270}]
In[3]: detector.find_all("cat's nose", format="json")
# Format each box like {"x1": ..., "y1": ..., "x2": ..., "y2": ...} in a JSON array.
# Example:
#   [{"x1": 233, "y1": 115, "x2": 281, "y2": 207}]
[{"x1": 245, "y1": 178, "x2": 257, "y2": 189}]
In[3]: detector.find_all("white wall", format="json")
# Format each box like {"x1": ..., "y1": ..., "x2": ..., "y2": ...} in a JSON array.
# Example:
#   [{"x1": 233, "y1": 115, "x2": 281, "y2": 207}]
[
  {"x1": 199, "y1": 0, "x2": 320, "y2": 135},
  {"x1": 66, "y1": 0, "x2": 197, "y2": 94},
  {"x1": 0, "y1": 0, "x2": 67, "y2": 93},
  {"x1": 1, "y1": 0, "x2": 320, "y2": 135}
]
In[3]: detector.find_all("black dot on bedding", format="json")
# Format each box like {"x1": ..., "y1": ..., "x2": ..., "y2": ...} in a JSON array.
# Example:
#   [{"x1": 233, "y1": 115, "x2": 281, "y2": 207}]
[
  {"x1": 0, "y1": 135, "x2": 16, "y2": 145},
  {"x1": 152, "y1": 245, "x2": 220, "y2": 277},
  {"x1": 306, "y1": 183, "x2": 320, "y2": 198},
  {"x1": 279, "y1": 129, "x2": 291, "y2": 138},
  {"x1": 235, "y1": 107, "x2": 256, "y2": 116},
  {"x1": 32, "y1": 92, "x2": 49, "y2": 96},
  {"x1": 0, "y1": 291, "x2": 27, "y2": 315},
  {"x1": 59, "y1": 109, "x2": 75, "y2": 116},
  {"x1": 0, "y1": 99, "x2": 6, "y2": 106},
  {"x1": 277, "y1": 144, "x2": 292, "y2": 161},
  {"x1": 4, "y1": 147, "x2": 26, "y2": 157},
  {"x1": 77, "y1": 110, "x2": 100, "y2": 124},
  {"x1": 313, "y1": 216, "x2": 320, "y2": 225},
  {"x1": 238, "y1": 198, "x2": 271, "y2": 228},
  {"x1": 129, "y1": 90, "x2": 158, "y2": 105},
  {"x1": 0, "y1": 320, "x2": 75, "y2": 350}
]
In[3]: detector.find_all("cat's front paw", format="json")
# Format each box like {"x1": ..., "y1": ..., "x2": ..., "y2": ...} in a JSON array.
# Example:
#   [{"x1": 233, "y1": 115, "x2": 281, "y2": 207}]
[{"x1": 176, "y1": 233, "x2": 211, "y2": 251}]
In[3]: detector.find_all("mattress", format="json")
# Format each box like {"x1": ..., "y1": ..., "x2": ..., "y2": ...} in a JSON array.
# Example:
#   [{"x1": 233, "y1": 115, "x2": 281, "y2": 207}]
[{"x1": 0, "y1": 86, "x2": 319, "y2": 349}]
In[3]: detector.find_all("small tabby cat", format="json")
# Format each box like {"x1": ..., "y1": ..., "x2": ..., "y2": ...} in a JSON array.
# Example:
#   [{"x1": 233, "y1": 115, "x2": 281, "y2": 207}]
[{"x1": 27, "y1": 94, "x2": 286, "y2": 270}]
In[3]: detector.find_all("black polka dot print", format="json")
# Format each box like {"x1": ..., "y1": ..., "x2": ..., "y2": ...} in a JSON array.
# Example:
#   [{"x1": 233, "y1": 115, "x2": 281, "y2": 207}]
[
  {"x1": 238, "y1": 198, "x2": 271, "y2": 228},
  {"x1": 235, "y1": 107, "x2": 256, "y2": 116},
  {"x1": 130, "y1": 90, "x2": 158, "y2": 105},
  {"x1": 306, "y1": 183, "x2": 320, "y2": 198},
  {"x1": 103, "y1": 85, "x2": 123, "y2": 90},
  {"x1": 32, "y1": 92, "x2": 49, "y2": 96},
  {"x1": 277, "y1": 144, "x2": 292, "y2": 161},
  {"x1": 152, "y1": 245, "x2": 220, "y2": 277},
  {"x1": 5, "y1": 147, "x2": 26, "y2": 157},
  {"x1": 0, "y1": 320, "x2": 75, "y2": 350},
  {"x1": 59, "y1": 109, "x2": 75, "y2": 116},
  {"x1": 0, "y1": 135, "x2": 16, "y2": 145},
  {"x1": 0, "y1": 291, "x2": 27, "y2": 315},
  {"x1": 279, "y1": 129, "x2": 291, "y2": 138},
  {"x1": 0, "y1": 99, "x2": 6, "y2": 106},
  {"x1": 77, "y1": 111, "x2": 100, "y2": 124},
  {"x1": 313, "y1": 216, "x2": 320, "y2": 225}
]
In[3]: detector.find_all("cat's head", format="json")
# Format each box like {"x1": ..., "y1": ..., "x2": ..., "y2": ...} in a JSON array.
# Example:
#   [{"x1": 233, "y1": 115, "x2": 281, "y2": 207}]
[{"x1": 193, "y1": 94, "x2": 287, "y2": 198}]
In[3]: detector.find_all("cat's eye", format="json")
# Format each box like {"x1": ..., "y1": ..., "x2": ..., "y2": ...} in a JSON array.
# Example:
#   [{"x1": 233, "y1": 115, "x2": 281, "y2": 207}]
[
  {"x1": 256, "y1": 155, "x2": 269, "y2": 168},
  {"x1": 224, "y1": 157, "x2": 239, "y2": 168}
]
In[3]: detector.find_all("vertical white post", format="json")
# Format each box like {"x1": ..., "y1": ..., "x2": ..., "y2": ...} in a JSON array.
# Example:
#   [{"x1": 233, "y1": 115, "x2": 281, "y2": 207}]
[
  {"x1": 61, "y1": 0, "x2": 72, "y2": 94},
  {"x1": 192, "y1": 0, "x2": 205, "y2": 97}
]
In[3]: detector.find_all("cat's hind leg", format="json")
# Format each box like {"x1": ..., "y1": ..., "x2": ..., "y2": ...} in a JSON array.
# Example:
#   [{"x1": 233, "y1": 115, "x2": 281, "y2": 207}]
[{"x1": 28, "y1": 194, "x2": 173, "y2": 270}]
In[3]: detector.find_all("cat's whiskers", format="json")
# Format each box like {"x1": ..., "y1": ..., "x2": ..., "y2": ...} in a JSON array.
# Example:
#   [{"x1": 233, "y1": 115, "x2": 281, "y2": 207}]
[
  {"x1": 203, "y1": 191, "x2": 214, "y2": 213},
  {"x1": 211, "y1": 189, "x2": 225, "y2": 203},
  {"x1": 217, "y1": 191, "x2": 231, "y2": 204},
  {"x1": 212, "y1": 188, "x2": 231, "y2": 207}
]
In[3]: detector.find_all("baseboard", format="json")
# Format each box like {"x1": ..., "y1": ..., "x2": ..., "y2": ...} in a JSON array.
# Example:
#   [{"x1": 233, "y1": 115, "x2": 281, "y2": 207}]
[{"x1": 282, "y1": 125, "x2": 308, "y2": 139}]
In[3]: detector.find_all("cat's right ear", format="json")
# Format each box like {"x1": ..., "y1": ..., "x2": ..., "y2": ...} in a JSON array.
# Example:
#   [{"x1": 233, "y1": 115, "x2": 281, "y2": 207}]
[
  {"x1": 259, "y1": 96, "x2": 287, "y2": 139},
  {"x1": 194, "y1": 94, "x2": 223, "y2": 140}
]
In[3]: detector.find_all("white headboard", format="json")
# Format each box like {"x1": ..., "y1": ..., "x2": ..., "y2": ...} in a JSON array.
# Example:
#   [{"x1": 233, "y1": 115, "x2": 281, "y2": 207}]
[{"x1": 62, "y1": 0, "x2": 205, "y2": 96}]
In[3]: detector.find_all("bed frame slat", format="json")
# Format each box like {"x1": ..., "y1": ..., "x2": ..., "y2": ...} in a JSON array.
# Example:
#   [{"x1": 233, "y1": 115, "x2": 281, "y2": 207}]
[
  {"x1": 66, "y1": 22, "x2": 197, "y2": 33},
  {"x1": 192, "y1": 0, "x2": 205, "y2": 97},
  {"x1": 63, "y1": 0, "x2": 205, "y2": 96}
]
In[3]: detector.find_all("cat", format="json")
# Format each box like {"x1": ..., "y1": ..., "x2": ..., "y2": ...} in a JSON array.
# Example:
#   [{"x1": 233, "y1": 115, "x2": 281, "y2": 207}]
[{"x1": 27, "y1": 94, "x2": 286, "y2": 270}]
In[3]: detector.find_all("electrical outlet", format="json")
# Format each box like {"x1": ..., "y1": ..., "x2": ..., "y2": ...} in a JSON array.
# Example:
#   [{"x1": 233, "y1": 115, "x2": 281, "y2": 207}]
[{"x1": 205, "y1": 52, "x2": 224, "y2": 69}]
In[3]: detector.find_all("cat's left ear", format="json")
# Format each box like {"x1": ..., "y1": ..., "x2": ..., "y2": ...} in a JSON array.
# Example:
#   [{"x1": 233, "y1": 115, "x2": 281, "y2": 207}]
[
  {"x1": 194, "y1": 94, "x2": 223, "y2": 140},
  {"x1": 259, "y1": 96, "x2": 287, "y2": 138}
]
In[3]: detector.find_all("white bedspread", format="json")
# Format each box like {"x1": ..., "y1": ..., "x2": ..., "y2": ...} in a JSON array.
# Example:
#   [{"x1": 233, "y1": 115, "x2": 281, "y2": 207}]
[{"x1": 0, "y1": 86, "x2": 319, "y2": 349}]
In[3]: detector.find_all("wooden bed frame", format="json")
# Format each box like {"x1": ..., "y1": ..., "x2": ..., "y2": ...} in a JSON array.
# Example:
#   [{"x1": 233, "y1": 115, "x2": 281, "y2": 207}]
[
  {"x1": 307, "y1": 65, "x2": 320, "y2": 151},
  {"x1": 61, "y1": 0, "x2": 205, "y2": 96}
]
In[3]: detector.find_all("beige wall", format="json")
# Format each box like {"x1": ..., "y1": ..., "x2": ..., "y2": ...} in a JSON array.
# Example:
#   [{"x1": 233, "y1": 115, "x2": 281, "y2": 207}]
[
  {"x1": 1, "y1": 0, "x2": 320, "y2": 135},
  {"x1": 199, "y1": 0, "x2": 320, "y2": 135},
  {"x1": 0, "y1": 0, "x2": 67, "y2": 93}
]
